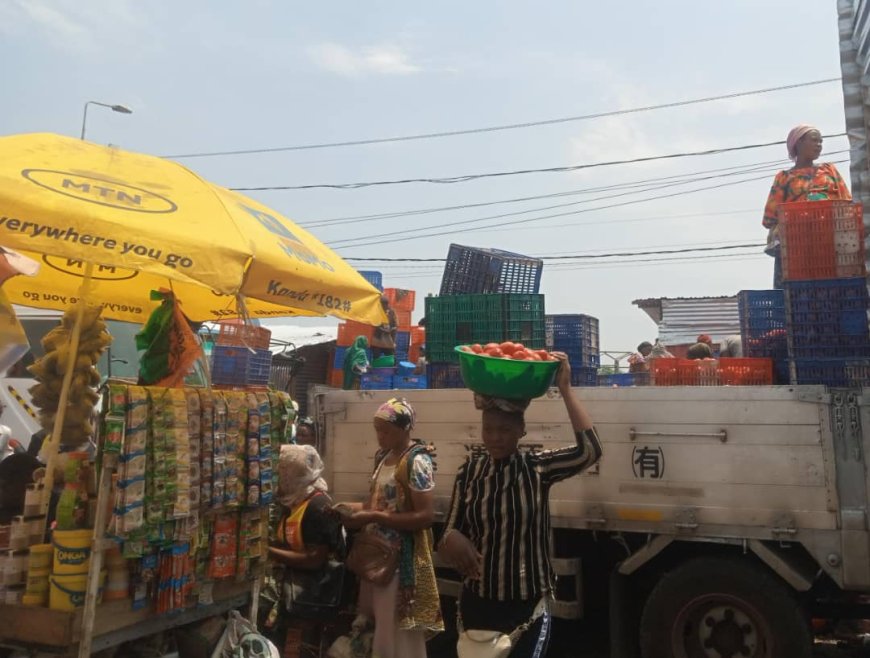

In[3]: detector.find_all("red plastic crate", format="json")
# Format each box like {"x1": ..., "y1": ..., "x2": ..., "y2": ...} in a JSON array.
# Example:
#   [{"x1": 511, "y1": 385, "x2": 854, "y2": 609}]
[
  {"x1": 216, "y1": 322, "x2": 271, "y2": 349},
  {"x1": 718, "y1": 357, "x2": 774, "y2": 385},
  {"x1": 337, "y1": 321, "x2": 374, "y2": 346},
  {"x1": 410, "y1": 325, "x2": 425, "y2": 346},
  {"x1": 384, "y1": 288, "x2": 416, "y2": 312},
  {"x1": 650, "y1": 359, "x2": 718, "y2": 385},
  {"x1": 779, "y1": 201, "x2": 865, "y2": 281},
  {"x1": 329, "y1": 369, "x2": 344, "y2": 388},
  {"x1": 408, "y1": 344, "x2": 422, "y2": 363}
]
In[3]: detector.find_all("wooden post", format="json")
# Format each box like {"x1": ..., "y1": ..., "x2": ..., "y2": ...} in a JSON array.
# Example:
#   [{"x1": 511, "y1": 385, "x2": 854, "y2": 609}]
[
  {"x1": 39, "y1": 262, "x2": 95, "y2": 520},
  {"x1": 76, "y1": 452, "x2": 117, "y2": 658}
]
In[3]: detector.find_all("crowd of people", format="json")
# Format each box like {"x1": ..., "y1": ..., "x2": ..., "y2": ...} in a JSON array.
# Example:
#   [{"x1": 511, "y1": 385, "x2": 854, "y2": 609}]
[{"x1": 265, "y1": 353, "x2": 601, "y2": 658}]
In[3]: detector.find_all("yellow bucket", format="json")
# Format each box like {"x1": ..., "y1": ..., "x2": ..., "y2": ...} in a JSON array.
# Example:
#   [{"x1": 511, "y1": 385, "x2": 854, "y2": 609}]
[
  {"x1": 28, "y1": 544, "x2": 53, "y2": 571},
  {"x1": 26, "y1": 567, "x2": 50, "y2": 594},
  {"x1": 52, "y1": 529, "x2": 92, "y2": 575},
  {"x1": 49, "y1": 570, "x2": 106, "y2": 611}
]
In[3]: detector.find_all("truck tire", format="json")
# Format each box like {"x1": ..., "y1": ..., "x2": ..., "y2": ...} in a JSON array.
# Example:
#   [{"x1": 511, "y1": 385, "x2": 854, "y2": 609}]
[{"x1": 638, "y1": 556, "x2": 811, "y2": 658}]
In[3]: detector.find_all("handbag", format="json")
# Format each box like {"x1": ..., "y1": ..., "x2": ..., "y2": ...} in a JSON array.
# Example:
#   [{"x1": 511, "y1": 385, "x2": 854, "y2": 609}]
[
  {"x1": 456, "y1": 597, "x2": 548, "y2": 658},
  {"x1": 283, "y1": 558, "x2": 346, "y2": 620},
  {"x1": 345, "y1": 531, "x2": 398, "y2": 586}
]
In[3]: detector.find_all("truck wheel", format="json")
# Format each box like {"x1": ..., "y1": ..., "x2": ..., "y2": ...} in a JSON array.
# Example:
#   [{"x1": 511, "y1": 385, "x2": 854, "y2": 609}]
[{"x1": 638, "y1": 557, "x2": 811, "y2": 658}]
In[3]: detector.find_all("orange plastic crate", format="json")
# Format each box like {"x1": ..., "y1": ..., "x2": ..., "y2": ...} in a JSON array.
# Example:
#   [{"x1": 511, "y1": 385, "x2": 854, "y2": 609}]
[
  {"x1": 410, "y1": 325, "x2": 425, "y2": 346},
  {"x1": 649, "y1": 359, "x2": 681, "y2": 386},
  {"x1": 384, "y1": 288, "x2": 416, "y2": 311},
  {"x1": 408, "y1": 344, "x2": 422, "y2": 363},
  {"x1": 329, "y1": 369, "x2": 344, "y2": 388},
  {"x1": 718, "y1": 357, "x2": 773, "y2": 385},
  {"x1": 395, "y1": 310, "x2": 412, "y2": 330},
  {"x1": 779, "y1": 200, "x2": 865, "y2": 281},
  {"x1": 336, "y1": 321, "x2": 374, "y2": 346},
  {"x1": 216, "y1": 323, "x2": 271, "y2": 349}
]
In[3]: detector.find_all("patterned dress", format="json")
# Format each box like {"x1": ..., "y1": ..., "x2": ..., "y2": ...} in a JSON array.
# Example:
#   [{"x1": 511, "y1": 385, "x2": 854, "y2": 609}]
[{"x1": 762, "y1": 162, "x2": 851, "y2": 228}]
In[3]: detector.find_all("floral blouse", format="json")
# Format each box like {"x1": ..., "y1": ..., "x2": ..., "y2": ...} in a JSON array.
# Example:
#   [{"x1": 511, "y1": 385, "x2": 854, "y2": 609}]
[{"x1": 762, "y1": 162, "x2": 851, "y2": 229}]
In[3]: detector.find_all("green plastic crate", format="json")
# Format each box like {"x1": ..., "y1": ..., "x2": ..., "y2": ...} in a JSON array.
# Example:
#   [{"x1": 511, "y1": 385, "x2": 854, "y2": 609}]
[{"x1": 424, "y1": 294, "x2": 546, "y2": 363}]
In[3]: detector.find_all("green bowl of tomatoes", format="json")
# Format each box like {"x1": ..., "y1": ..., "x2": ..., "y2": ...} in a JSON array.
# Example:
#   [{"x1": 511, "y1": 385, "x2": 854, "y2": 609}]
[{"x1": 455, "y1": 342, "x2": 560, "y2": 399}]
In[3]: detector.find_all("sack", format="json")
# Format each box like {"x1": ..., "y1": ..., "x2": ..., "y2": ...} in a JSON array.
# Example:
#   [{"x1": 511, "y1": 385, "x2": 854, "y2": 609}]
[
  {"x1": 456, "y1": 597, "x2": 548, "y2": 658},
  {"x1": 345, "y1": 531, "x2": 398, "y2": 586},
  {"x1": 211, "y1": 611, "x2": 280, "y2": 658},
  {"x1": 283, "y1": 559, "x2": 346, "y2": 620},
  {"x1": 457, "y1": 630, "x2": 514, "y2": 658}
]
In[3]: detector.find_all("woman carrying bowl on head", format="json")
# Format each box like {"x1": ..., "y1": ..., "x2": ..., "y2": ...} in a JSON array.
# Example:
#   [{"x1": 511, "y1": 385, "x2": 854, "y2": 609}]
[{"x1": 438, "y1": 352, "x2": 602, "y2": 658}]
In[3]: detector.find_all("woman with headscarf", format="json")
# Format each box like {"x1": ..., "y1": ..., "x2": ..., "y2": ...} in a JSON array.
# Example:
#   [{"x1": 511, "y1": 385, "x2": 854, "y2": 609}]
[
  {"x1": 341, "y1": 397, "x2": 443, "y2": 658},
  {"x1": 268, "y1": 444, "x2": 344, "y2": 657},
  {"x1": 763, "y1": 124, "x2": 851, "y2": 288},
  {"x1": 438, "y1": 354, "x2": 602, "y2": 658},
  {"x1": 342, "y1": 336, "x2": 369, "y2": 390}
]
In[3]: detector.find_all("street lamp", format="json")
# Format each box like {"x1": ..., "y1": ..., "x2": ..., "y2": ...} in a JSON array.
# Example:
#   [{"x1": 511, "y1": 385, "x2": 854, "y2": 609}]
[{"x1": 80, "y1": 101, "x2": 132, "y2": 140}]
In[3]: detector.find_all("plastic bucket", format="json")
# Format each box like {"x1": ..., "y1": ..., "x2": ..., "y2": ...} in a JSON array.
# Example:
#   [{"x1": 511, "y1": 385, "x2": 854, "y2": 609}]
[
  {"x1": 26, "y1": 567, "x2": 50, "y2": 594},
  {"x1": 49, "y1": 570, "x2": 106, "y2": 611},
  {"x1": 28, "y1": 544, "x2": 53, "y2": 571},
  {"x1": 52, "y1": 529, "x2": 92, "y2": 575}
]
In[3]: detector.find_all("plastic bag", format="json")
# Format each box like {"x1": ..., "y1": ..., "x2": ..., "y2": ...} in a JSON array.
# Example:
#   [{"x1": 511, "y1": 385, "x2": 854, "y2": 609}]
[
  {"x1": 0, "y1": 289, "x2": 30, "y2": 375},
  {"x1": 211, "y1": 611, "x2": 279, "y2": 658}
]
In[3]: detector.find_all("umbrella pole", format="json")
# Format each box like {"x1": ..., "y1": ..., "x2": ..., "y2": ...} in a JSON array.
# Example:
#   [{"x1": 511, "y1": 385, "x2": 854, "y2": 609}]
[{"x1": 39, "y1": 262, "x2": 95, "y2": 519}]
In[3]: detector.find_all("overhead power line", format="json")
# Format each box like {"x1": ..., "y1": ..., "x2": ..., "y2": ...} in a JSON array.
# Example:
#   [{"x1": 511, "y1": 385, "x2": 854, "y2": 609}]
[
  {"x1": 343, "y1": 242, "x2": 764, "y2": 262},
  {"x1": 231, "y1": 133, "x2": 847, "y2": 191},
  {"x1": 334, "y1": 154, "x2": 848, "y2": 251},
  {"x1": 166, "y1": 77, "x2": 841, "y2": 159}
]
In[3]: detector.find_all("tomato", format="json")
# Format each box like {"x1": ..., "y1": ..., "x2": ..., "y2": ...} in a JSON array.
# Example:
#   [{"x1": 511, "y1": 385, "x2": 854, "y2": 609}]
[
  {"x1": 527, "y1": 352, "x2": 542, "y2": 361},
  {"x1": 484, "y1": 343, "x2": 500, "y2": 352},
  {"x1": 459, "y1": 345, "x2": 473, "y2": 353},
  {"x1": 485, "y1": 347, "x2": 503, "y2": 358},
  {"x1": 499, "y1": 341, "x2": 517, "y2": 355},
  {"x1": 512, "y1": 343, "x2": 525, "y2": 352},
  {"x1": 535, "y1": 350, "x2": 551, "y2": 361},
  {"x1": 471, "y1": 343, "x2": 483, "y2": 354},
  {"x1": 510, "y1": 351, "x2": 528, "y2": 360}
]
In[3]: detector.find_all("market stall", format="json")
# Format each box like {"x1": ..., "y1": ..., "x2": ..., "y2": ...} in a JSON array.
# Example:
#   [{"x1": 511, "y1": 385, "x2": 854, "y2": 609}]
[{"x1": 0, "y1": 133, "x2": 385, "y2": 657}]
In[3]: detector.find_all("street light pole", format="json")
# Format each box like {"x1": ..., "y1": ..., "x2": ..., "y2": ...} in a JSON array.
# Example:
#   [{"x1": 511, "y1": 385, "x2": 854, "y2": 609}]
[{"x1": 80, "y1": 101, "x2": 133, "y2": 140}]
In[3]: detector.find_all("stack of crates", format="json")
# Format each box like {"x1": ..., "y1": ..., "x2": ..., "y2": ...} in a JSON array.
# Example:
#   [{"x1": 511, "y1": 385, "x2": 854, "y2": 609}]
[
  {"x1": 737, "y1": 290, "x2": 789, "y2": 384},
  {"x1": 409, "y1": 326, "x2": 425, "y2": 364},
  {"x1": 778, "y1": 200, "x2": 870, "y2": 386},
  {"x1": 439, "y1": 244, "x2": 543, "y2": 295},
  {"x1": 545, "y1": 314, "x2": 600, "y2": 386},
  {"x1": 385, "y1": 287, "x2": 415, "y2": 361},
  {"x1": 211, "y1": 323, "x2": 273, "y2": 387},
  {"x1": 331, "y1": 321, "x2": 374, "y2": 387},
  {"x1": 424, "y1": 293, "x2": 546, "y2": 388}
]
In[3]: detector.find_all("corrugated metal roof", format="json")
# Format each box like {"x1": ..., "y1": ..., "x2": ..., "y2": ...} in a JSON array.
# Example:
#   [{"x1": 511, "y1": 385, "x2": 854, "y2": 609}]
[{"x1": 633, "y1": 296, "x2": 740, "y2": 346}]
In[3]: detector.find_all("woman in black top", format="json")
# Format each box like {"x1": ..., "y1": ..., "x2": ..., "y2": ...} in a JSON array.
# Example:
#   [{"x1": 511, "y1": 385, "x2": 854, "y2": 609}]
[{"x1": 439, "y1": 353, "x2": 602, "y2": 657}]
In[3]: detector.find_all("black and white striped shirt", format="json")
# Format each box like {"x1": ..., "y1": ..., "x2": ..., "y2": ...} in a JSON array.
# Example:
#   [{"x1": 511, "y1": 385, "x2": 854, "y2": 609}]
[{"x1": 442, "y1": 429, "x2": 602, "y2": 601}]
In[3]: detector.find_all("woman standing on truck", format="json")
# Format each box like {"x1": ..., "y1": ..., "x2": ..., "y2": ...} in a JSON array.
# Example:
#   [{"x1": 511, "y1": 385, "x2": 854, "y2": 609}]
[
  {"x1": 341, "y1": 398, "x2": 443, "y2": 658},
  {"x1": 763, "y1": 124, "x2": 851, "y2": 287},
  {"x1": 438, "y1": 354, "x2": 602, "y2": 658}
]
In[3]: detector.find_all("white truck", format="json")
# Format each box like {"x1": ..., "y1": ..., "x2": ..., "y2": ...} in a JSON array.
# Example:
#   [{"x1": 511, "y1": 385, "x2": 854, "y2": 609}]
[{"x1": 312, "y1": 383, "x2": 870, "y2": 657}]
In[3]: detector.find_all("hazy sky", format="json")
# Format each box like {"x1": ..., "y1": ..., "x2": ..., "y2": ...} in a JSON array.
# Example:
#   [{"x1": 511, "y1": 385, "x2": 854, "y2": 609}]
[{"x1": 0, "y1": 1, "x2": 848, "y2": 352}]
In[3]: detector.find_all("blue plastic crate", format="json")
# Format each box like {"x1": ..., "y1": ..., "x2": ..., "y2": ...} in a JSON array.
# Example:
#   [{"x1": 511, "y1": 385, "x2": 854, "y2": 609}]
[
  {"x1": 334, "y1": 346, "x2": 372, "y2": 369},
  {"x1": 545, "y1": 315, "x2": 600, "y2": 368},
  {"x1": 393, "y1": 375, "x2": 428, "y2": 389},
  {"x1": 361, "y1": 373, "x2": 394, "y2": 390},
  {"x1": 571, "y1": 367, "x2": 598, "y2": 387},
  {"x1": 738, "y1": 290, "x2": 788, "y2": 358},
  {"x1": 785, "y1": 279, "x2": 870, "y2": 358},
  {"x1": 212, "y1": 346, "x2": 272, "y2": 387},
  {"x1": 790, "y1": 358, "x2": 870, "y2": 387},
  {"x1": 774, "y1": 359, "x2": 790, "y2": 385},
  {"x1": 440, "y1": 244, "x2": 543, "y2": 295},
  {"x1": 427, "y1": 363, "x2": 465, "y2": 389},
  {"x1": 598, "y1": 372, "x2": 649, "y2": 386},
  {"x1": 358, "y1": 270, "x2": 383, "y2": 291},
  {"x1": 396, "y1": 331, "x2": 411, "y2": 352}
]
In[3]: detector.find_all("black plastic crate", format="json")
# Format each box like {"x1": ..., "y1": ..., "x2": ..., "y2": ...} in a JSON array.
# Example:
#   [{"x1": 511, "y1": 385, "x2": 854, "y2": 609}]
[
  {"x1": 571, "y1": 367, "x2": 599, "y2": 387},
  {"x1": 427, "y1": 362, "x2": 465, "y2": 389},
  {"x1": 440, "y1": 244, "x2": 543, "y2": 295},
  {"x1": 424, "y1": 294, "x2": 546, "y2": 363},
  {"x1": 790, "y1": 358, "x2": 870, "y2": 387}
]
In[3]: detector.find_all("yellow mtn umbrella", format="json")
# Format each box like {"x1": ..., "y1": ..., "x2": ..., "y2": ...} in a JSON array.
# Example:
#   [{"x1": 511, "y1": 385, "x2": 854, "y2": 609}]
[{"x1": 0, "y1": 133, "x2": 384, "y2": 324}]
